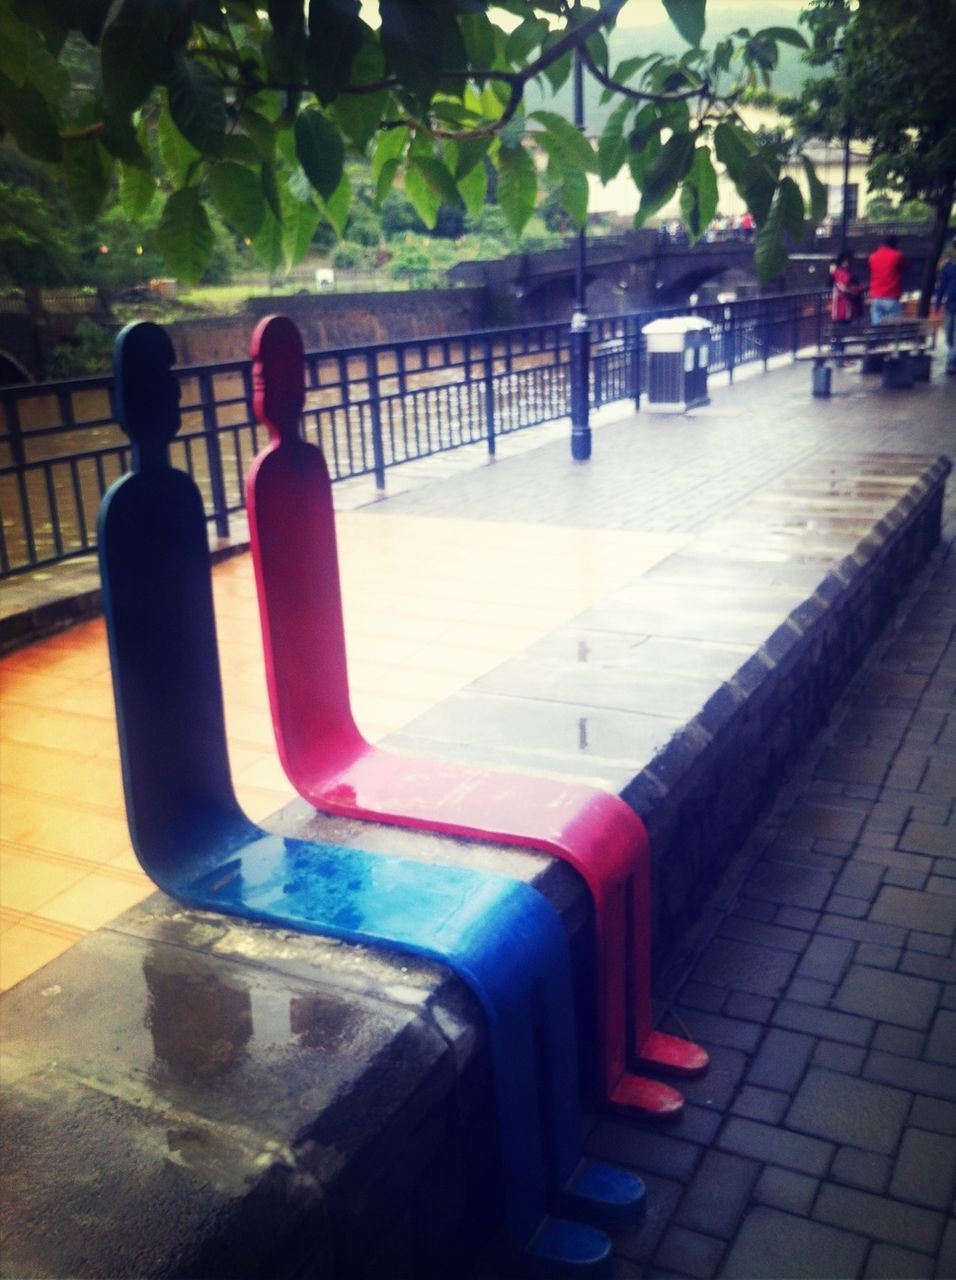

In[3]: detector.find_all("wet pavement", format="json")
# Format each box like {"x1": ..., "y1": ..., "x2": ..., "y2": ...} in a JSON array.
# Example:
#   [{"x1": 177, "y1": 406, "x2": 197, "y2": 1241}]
[{"x1": 0, "y1": 353, "x2": 954, "y2": 1277}]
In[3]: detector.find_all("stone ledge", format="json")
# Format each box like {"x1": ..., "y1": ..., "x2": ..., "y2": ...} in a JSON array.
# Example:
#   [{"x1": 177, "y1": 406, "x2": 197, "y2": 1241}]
[{"x1": 0, "y1": 457, "x2": 950, "y2": 1278}]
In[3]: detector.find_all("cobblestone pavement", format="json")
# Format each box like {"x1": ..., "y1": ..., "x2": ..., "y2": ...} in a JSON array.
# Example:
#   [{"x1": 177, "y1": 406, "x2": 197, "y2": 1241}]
[{"x1": 570, "y1": 530, "x2": 955, "y2": 1280}]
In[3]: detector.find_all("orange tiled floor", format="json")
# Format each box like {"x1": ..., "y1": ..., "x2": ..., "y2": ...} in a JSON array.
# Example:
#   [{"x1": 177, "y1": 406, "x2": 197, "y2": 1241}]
[{"x1": 0, "y1": 510, "x2": 683, "y2": 991}]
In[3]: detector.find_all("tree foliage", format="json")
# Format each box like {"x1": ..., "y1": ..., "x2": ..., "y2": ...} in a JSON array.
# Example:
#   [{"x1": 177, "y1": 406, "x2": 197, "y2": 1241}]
[
  {"x1": 786, "y1": 0, "x2": 956, "y2": 307},
  {"x1": 0, "y1": 0, "x2": 819, "y2": 284}
]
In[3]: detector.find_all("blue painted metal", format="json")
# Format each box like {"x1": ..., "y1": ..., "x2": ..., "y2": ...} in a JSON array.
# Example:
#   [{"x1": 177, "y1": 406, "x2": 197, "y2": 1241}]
[{"x1": 98, "y1": 321, "x2": 646, "y2": 1274}]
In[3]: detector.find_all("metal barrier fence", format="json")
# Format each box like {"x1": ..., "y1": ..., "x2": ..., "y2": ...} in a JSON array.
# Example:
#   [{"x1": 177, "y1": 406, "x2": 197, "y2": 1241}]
[{"x1": 0, "y1": 291, "x2": 827, "y2": 578}]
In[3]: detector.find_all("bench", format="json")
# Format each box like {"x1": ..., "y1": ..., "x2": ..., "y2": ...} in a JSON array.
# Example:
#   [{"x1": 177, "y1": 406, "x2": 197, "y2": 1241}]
[
  {"x1": 97, "y1": 321, "x2": 647, "y2": 1275},
  {"x1": 245, "y1": 314, "x2": 708, "y2": 1122},
  {"x1": 798, "y1": 317, "x2": 937, "y2": 394}
]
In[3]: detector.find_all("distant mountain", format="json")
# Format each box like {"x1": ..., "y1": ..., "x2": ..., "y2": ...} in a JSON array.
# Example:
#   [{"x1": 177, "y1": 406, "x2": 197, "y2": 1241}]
[{"x1": 526, "y1": 6, "x2": 817, "y2": 129}]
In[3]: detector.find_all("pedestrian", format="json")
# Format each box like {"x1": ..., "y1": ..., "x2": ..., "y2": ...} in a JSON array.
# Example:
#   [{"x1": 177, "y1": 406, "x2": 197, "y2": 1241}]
[
  {"x1": 830, "y1": 251, "x2": 864, "y2": 363},
  {"x1": 867, "y1": 233, "x2": 908, "y2": 324},
  {"x1": 933, "y1": 241, "x2": 956, "y2": 375}
]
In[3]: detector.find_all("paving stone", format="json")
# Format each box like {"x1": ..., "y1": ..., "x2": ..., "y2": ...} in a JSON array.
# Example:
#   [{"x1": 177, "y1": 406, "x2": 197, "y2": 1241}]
[
  {"x1": 889, "y1": 1128, "x2": 956, "y2": 1210},
  {"x1": 812, "y1": 1041, "x2": 867, "y2": 1075},
  {"x1": 670, "y1": 1008, "x2": 763, "y2": 1054},
  {"x1": 854, "y1": 846, "x2": 934, "y2": 875},
  {"x1": 785, "y1": 1068, "x2": 910, "y2": 1156},
  {"x1": 730, "y1": 1086, "x2": 789, "y2": 1125},
  {"x1": 938, "y1": 1218, "x2": 956, "y2": 1280},
  {"x1": 855, "y1": 943, "x2": 901, "y2": 970},
  {"x1": 653, "y1": 1225, "x2": 725, "y2": 1279},
  {"x1": 719, "y1": 1207, "x2": 867, "y2": 1279},
  {"x1": 675, "y1": 1150, "x2": 761, "y2": 1240},
  {"x1": 723, "y1": 993, "x2": 775, "y2": 1024},
  {"x1": 676, "y1": 1047, "x2": 749, "y2": 1113},
  {"x1": 589, "y1": 1120, "x2": 703, "y2": 1184},
  {"x1": 906, "y1": 930, "x2": 955, "y2": 956},
  {"x1": 752, "y1": 1167, "x2": 818, "y2": 1216},
  {"x1": 909, "y1": 1096, "x2": 956, "y2": 1136},
  {"x1": 670, "y1": 1104, "x2": 723, "y2": 1148},
  {"x1": 613, "y1": 1173, "x2": 685, "y2": 1267},
  {"x1": 864, "y1": 1244, "x2": 934, "y2": 1279},
  {"x1": 864, "y1": 1050, "x2": 956, "y2": 1102},
  {"x1": 833, "y1": 966, "x2": 941, "y2": 1031},
  {"x1": 830, "y1": 1146, "x2": 892, "y2": 1193},
  {"x1": 785, "y1": 804, "x2": 868, "y2": 843},
  {"x1": 774, "y1": 1000, "x2": 874, "y2": 1047},
  {"x1": 826, "y1": 895, "x2": 870, "y2": 919},
  {"x1": 744, "y1": 861, "x2": 835, "y2": 911},
  {"x1": 816, "y1": 747, "x2": 893, "y2": 787},
  {"x1": 900, "y1": 950, "x2": 956, "y2": 983},
  {"x1": 717, "y1": 1118, "x2": 833, "y2": 1177},
  {"x1": 731, "y1": 899, "x2": 778, "y2": 923},
  {"x1": 796, "y1": 935, "x2": 855, "y2": 983},
  {"x1": 924, "y1": 1009, "x2": 956, "y2": 1066},
  {"x1": 883, "y1": 867, "x2": 929, "y2": 889},
  {"x1": 813, "y1": 1184, "x2": 944, "y2": 1254},
  {"x1": 872, "y1": 1025, "x2": 925, "y2": 1058},
  {"x1": 927, "y1": 874, "x2": 956, "y2": 897},
  {"x1": 691, "y1": 939, "x2": 799, "y2": 999},
  {"x1": 818, "y1": 915, "x2": 908, "y2": 948},
  {"x1": 718, "y1": 917, "x2": 810, "y2": 954},
  {"x1": 785, "y1": 977, "x2": 834, "y2": 1006},
  {"x1": 944, "y1": 983, "x2": 956, "y2": 1011},
  {"x1": 863, "y1": 804, "x2": 910, "y2": 837},
  {"x1": 870, "y1": 886, "x2": 956, "y2": 935},
  {"x1": 679, "y1": 982, "x2": 728, "y2": 1014},
  {"x1": 747, "y1": 1029, "x2": 815, "y2": 1093},
  {"x1": 832, "y1": 863, "x2": 885, "y2": 900},
  {"x1": 774, "y1": 907, "x2": 820, "y2": 932}
]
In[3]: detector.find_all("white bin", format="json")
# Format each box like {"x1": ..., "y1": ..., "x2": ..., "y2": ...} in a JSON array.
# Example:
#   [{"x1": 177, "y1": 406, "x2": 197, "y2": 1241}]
[{"x1": 642, "y1": 316, "x2": 712, "y2": 412}]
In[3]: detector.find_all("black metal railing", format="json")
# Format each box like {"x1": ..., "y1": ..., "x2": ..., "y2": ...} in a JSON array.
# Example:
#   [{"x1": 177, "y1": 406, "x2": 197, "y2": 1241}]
[{"x1": 0, "y1": 291, "x2": 827, "y2": 579}]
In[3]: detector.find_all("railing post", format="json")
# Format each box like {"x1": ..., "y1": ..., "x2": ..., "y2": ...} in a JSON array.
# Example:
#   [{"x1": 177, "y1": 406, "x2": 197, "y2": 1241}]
[
  {"x1": 198, "y1": 369, "x2": 229, "y2": 538},
  {"x1": 569, "y1": 311, "x2": 591, "y2": 461},
  {"x1": 726, "y1": 308, "x2": 736, "y2": 383},
  {"x1": 483, "y1": 336, "x2": 496, "y2": 457},
  {"x1": 630, "y1": 314, "x2": 642, "y2": 410},
  {"x1": 366, "y1": 350, "x2": 386, "y2": 492},
  {"x1": 3, "y1": 392, "x2": 37, "y2": 567}
]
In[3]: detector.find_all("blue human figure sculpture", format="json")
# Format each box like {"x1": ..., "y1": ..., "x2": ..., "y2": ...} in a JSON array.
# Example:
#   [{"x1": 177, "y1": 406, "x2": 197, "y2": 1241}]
[{"x1": 98, "y1": 322, "x2": 645, "y2": 1275}]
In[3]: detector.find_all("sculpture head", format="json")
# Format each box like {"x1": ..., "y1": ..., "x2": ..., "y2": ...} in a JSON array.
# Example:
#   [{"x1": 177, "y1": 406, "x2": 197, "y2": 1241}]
[
  {"x1": 250, "y1": 314, "x2": 306, "y2": 445},
  {"x1": 112, "y1": 322, "x2": 181, "y2": 464}
]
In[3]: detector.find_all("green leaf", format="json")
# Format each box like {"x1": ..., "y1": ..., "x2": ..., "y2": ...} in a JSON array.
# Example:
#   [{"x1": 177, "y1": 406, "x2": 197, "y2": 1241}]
[
  {"x1": 62, "y1": 136, "x2": 112, "y2": 220},
  {"x1": 754, "y1": 183, "x2": 795, "y2": 283},
  {"x1": 776, "y1": 174, "x2": 805, "y2": 240},
  {"x1": 405, "y1": 162, "x2": 442, "y2": 229},
  {"x1": 663, "y1": 0, "x2": 705, "y2": 47},
  {"x1": 448, "y1": 136, "x2": 490, "y2": 180},
  {"x1": 119, "y1": 161, "x2": 156, "y2": 219},
  {"x1": 0, "y1": 71, "x2": 62, "y2": 162},
  {"x1": 157, "y1": 104, "x2": 201, "y2": 186},
  {"x1": 373, "y1": 122, "x2": 407, "y2": 180},
  {"x1": 802, "y1": 154, "x2": 828, "y2": 226},
  {"x1": 319, "y1": 169, "x2": 351, "y2": 235},
  {"x1": 756, "y1": 26, "x2": 808, "y2": 50},
  {"x1": 222, "y1": 133, "x2": 261, "y2": 164},
  {"x1": 73, "y1": 0, "x2": 112, "y2": 44},
  {"x1": 101, "y1": 0, "x2": 169, "y2": 116},
  {"x1": 741, "y1": 150, "x2": 778, "y2": 225},
  {"x1": 635, "y1": 131, "x2": 695, "y2": 225},
  {"x1": 1, "y1": 4, "x2": 69, "y2": 98},
  {"x1": 374, "y1": 155, "x2": 399, "y2": 205},
  {"x1": 209, "y1": 160, "x2": 265, "y2": 238},
  {"x1": 611, "y1": 53, "x2": 653, "y2": 84},
  {"x1": 157, "y1": 187, "x2": 214, "y2": 282},
  {"x1": 412, "y1": 155, "x2": 462, "y2": 206},
  {"x1": 679, "y1": 145, "x2": 718, "y2": 241},
  {"x1": 459, "y1": 11, "x2": 496, "y2": 68},
  {"x1": 252, "y1": 206, "x2": 285, "y2": 272},
  {"x1": 380, "y1": 0, "x2": 441, "y2": 108},
  {"x1": 598, "y1": 100, "x2": 632, "y2": 183},
  {"x1": 530, "y1": 110, "x2": 596, "y2": 173},
  {"x1": 166, "y1": 54, "x2": 226, "y2": 157},
  {"x1": 261, "y1": 158, "x2": 282, "y2": 221},
  {"x1": 239, "y1": 108, "x2": 276, "y2": 161},
  {"x1": 497, "y1": 144, "x2": 536, "y2": 239},
  {"x1": 713, "y1": 120, "x2": 754, "y2": 187},
  {"x1": 100, "y1": 110, "x2": 149, "y2": 166},
  {"x1": 506, "y1": 16, "x2": 548, "y2": 63},
  {"x1": 9, "y1": 0, "x2": 70, "y2": 57},
  {"x1": 306, "y1": 0, "x2": 362, "y2": 105},
  {"x1": 329, "y1": 23, "x2": 387, "y2": 150},
  {"x1": 294, "y1": 107, "x2": 344, "y2": 198},
  {"x1": 457, "y1": 158, "x2": 487, "y2": 218},
  {"x1": 558, "y1": 166, "x2": 588, "y2": 226},
  {"x1": 280, "y1": 183, "x2": 321, "y2": 265}
]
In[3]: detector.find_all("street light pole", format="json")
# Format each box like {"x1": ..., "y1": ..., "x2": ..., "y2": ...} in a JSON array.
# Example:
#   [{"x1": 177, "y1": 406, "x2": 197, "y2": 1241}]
[
  {"x1": 840, "y1": 115, "x2": 852, "y2": 250},
  {"x1": 569, "y1": 46, "x2": 591, "y2": 462}
]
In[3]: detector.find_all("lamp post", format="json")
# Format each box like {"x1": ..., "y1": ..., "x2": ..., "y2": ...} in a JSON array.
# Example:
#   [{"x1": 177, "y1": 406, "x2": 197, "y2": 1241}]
[{"x1": 569, "y1": 46, "x2": 591, "y2": 462}]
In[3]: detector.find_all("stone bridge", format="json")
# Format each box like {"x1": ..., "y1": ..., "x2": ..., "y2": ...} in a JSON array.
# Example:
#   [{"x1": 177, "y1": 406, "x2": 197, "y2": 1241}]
[{"x1": 448, "y1": 227, "x2": 935, "y2": 324}]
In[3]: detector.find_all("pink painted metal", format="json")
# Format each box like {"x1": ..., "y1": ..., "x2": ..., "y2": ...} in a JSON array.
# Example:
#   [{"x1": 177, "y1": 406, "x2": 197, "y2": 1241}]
[{"x1": 246, "y1": 314, "x2": 708, "y2": 1116}]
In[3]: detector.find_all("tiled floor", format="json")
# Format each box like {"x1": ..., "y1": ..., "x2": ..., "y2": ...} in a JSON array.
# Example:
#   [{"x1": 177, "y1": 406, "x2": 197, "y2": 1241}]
[{"x1": 0, "y1": 508, "x2": 681, "y2": 991}]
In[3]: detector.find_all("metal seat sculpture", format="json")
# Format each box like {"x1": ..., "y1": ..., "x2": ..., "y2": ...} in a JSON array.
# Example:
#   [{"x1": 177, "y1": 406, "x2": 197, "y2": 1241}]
[
  {"x1": 98, "y1": 321, "x2": 646, "y2": 1275},
  {"x1": 245, "y1": 315, "x2": 708, "y2": 1119}
]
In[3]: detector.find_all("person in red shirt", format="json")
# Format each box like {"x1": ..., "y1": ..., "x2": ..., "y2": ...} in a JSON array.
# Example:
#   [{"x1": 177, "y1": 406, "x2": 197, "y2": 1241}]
[{"x1": 868, "y1": 234, "x2": 908, "y2": 324}]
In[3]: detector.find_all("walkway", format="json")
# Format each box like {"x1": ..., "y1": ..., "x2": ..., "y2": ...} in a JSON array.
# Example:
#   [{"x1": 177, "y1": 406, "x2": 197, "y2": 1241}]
[{"x1": 0, "y1": 353, "x2": 953, "y2": 1278}]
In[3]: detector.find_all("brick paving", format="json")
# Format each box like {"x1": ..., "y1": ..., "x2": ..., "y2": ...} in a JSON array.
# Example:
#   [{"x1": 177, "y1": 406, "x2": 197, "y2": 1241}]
[{"x1": 591, "y1": 525, "x2": 956, "y2": 1279}]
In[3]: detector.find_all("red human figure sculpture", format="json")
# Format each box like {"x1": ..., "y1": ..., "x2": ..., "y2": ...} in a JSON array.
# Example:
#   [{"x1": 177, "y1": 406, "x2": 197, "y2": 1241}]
[{"x1": 246, "y1": 315, "x2": 708, "y2": 1116}]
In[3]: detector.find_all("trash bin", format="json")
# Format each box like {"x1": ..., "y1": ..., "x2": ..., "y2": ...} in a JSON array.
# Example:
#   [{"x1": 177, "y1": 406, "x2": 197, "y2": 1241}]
[{"x1": 642, "y1": 316, "x2": 711, "y2": 412}]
